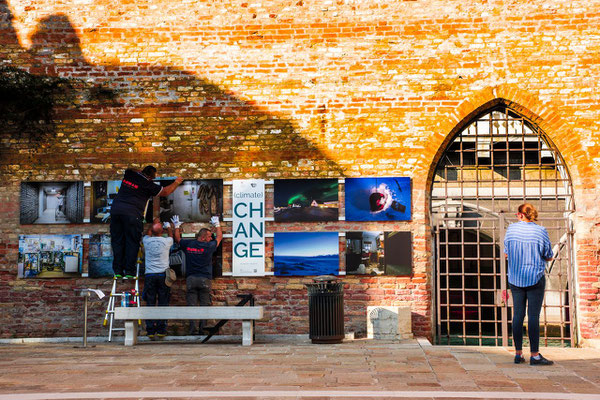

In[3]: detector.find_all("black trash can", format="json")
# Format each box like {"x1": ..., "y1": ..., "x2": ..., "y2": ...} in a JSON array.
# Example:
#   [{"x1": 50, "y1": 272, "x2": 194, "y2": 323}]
[{"x1": 306, "y1": 276, "x2": 344, "y2": 344}]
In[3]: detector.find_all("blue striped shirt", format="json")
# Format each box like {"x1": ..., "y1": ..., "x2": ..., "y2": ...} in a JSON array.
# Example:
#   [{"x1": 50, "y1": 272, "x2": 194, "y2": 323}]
[{"x1": 504, "y1": 221, "x2": 553, "y2": 287}]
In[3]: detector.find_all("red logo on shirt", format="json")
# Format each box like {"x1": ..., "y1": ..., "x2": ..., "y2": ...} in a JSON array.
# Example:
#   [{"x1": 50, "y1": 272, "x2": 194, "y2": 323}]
[
  {"x1": 123, "y1": 179, "x2": 139, "y2": 189},
  {"x1": 186, "y1": 247, "x2": 205, "y2": 254}
]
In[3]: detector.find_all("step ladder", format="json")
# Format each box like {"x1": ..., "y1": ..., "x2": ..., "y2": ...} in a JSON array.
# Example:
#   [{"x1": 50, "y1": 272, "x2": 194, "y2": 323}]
[{"x1": 103, "y1": 252, "x2": 142, "y2": 342}]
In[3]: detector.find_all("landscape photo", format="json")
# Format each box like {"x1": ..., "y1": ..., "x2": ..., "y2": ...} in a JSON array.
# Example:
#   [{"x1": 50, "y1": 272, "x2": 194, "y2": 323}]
[
  {"x1": 88, "y1": 234, "x2": 114, "y2": 278},
  {"x1": 345, "y1": 177, "x2": 411, "y2": 221},
  {"x1": 274, "y1": 232, "x2": 339, "y2": 276},
  {"x1": 18, "y1": 235, "x2": 83, "y2": 278},
  {"x1": 20, "y1": 182, "x2": 85, "y2": 224},
  {"x1": 345, "y1": 231, "x2": 412, "y2": 275},
  {"x1": 156, "y1": 179, "x2": 223, "y2": 223},
  {"x1": 274, "y1": 179, "x2": 339, "y2": 222}
]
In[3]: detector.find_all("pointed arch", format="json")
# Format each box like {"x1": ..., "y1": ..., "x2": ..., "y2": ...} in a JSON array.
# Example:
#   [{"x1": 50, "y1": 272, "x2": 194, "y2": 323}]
[{"x1": 424, "y1": 86, "x2": 587, "y2": 194}]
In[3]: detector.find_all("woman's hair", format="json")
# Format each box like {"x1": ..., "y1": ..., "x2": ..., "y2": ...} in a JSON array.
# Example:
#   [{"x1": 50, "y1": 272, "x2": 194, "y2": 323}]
[{"x1": 518, "y1": 203, "x2": 538, "y2": 221}]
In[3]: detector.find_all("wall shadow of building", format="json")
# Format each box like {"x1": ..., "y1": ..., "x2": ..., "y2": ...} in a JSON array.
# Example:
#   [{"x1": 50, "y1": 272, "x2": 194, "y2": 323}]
[{"x1": 0, "y1": 3, "x2": 341, "y2": 177}]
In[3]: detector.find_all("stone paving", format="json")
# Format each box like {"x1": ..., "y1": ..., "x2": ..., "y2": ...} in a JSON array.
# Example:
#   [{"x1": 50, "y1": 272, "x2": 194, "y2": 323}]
[{"x1": 1, "y1": 337, "x2": 600, "y2": 399}]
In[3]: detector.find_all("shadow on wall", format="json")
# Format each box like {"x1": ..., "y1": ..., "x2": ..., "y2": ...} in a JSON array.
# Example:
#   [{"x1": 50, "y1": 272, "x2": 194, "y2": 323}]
[{"x1": 0, "y1": 0, "x2": 341, "y2": 173}]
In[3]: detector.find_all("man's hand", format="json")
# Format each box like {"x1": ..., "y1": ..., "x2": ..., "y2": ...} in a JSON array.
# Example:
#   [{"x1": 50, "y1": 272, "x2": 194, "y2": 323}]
[
  {"x1": 174, "y1": 177, "x2": 184, "y2": 185},
  {"x1": 162, "y1": 221, "x2": 171, "y2": 229},
  {"x1": 171, "y1": 215, "x2": 182, "y2": 228},
  {"x1": 210, "y1": 215, "x2": 220, "y2": 227}
]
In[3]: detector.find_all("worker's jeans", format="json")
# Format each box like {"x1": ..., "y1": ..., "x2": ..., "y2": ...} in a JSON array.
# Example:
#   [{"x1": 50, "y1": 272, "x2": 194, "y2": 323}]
[
  {"x1": 110, "y1": 213, "x2": 143, "y2": 276},
  {"x1": 186, "y1": 275, "x2": 212, "y2": 334},
  {"x1": 510, "y1": 276, "x2": 545, "y2": 353},
  {"x1": 143, "y1": 273, "x2": 170, "y2": 335}
]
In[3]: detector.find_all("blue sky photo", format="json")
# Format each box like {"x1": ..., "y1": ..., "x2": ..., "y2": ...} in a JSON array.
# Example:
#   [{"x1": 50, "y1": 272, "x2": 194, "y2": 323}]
[
  {"x1": 345, "y1": 177, "x2": 411, "y2": 221},
  {"x1": 274, "y1": 232, "x2": 339, "y2": 276}
]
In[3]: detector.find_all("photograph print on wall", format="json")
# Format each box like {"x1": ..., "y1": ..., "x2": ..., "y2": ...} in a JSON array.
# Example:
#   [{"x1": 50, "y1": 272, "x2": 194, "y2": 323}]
[
  {"x1": 88, "y1": 234, "x2": 114, "y2": 278},
  {"x1": 345, "y1": 231, "x2": 412, "y2": 276},
  {"x1": 20, "y1": 182, "x2": 85, "y2": 224},
  {"x1": 156, "y1": 179, "x2": 223, "y2": 223},
  {"x1": 274, "y1": 232, "x2": 339, "y2": 276},
  {"x1": 91, "y1": 180, "x2": 153, "y2": 223},
  {"x1": 18, "y1": 235, "x2": 83, "y2": 278},
  {"x1": 274, "y1": 179, "x2": 339, "y2": 222},
  {"x1": 344, "y1": 177, "x2": 411, "y2": 221}
]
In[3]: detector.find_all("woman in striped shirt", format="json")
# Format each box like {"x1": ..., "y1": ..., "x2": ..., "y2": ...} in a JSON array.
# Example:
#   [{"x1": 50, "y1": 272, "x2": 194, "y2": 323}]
[{"x1": 504, "y1": 203, "x2": 554, "y2": 366}]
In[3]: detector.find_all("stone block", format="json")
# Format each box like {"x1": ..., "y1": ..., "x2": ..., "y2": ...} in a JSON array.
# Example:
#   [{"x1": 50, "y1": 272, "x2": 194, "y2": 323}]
[{"x1": 367, "y1": 306, "x2": 413, "y2": 340}]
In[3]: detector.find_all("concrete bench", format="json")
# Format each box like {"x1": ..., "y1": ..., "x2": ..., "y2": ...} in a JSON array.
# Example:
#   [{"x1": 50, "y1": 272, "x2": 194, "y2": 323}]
[{"x1": 114, "y1": 306, "x2": 264, "y2": 346}]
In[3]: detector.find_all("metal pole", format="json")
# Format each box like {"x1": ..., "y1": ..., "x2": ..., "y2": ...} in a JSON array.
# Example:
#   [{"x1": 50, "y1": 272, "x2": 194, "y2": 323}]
[{"x1": 83, "y1": 292, "x2": 89, "y2": 348}]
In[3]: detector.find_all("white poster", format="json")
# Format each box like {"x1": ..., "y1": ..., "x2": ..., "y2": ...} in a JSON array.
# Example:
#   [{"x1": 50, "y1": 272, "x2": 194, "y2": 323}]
[{"x1": 232, "y1": 179, "x2": 265, "y2": 276}]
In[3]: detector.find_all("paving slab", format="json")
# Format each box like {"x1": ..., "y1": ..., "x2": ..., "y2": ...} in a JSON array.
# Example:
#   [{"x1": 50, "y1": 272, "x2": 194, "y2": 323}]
[{"x1": 1, "y1": 337, "x2": 600, "y2": 399}]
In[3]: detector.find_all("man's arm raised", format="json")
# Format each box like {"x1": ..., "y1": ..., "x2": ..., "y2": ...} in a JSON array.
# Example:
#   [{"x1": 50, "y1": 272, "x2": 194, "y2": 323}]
[{"x1": 158, "y1": 177, "x2": 184, "y2": 197}]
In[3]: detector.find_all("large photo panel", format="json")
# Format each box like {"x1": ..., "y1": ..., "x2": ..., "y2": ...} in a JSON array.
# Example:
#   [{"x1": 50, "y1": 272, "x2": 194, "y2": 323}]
[
  {"x1": 20, "y1": 182, "x2": 84, "y2": 224},
  {"x1": 344, "y1": 177, "x2": 411, "y2": 221},
  {"x1": 274, "y1": 179, "x2": 339, "y2": 222},
  {"x1": 156, "y1": 179, "x2": 223, "y2": 223},
  {"x1": 18, "y1": 235, "x2": 83, "y2": 278},
  {"x1": 345, "y1": 231, "x2": 412, "y2": 276},
  {"x1": 274, "y1": 232, "x2": 339, "y2": 276}
]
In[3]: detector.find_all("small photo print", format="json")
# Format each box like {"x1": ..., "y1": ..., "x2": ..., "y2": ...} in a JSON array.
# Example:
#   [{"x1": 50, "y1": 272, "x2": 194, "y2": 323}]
[
  {"x1": 20, "y1": 182, "x2": 84, "y2": 224},
  {"x1": 88, "y1": 234, "x2": 114, "y2": 278},
  {"x1": 156, "y1": 179, "x2": 223, "y2": 223},
  {"x1": 345, "y1": 177, "x2": 411, "y2": 221},
  {"x1": 274, "y1": 232, "x2": 339, "y2": 276},
  {"x1": 18, "y1": 235, "x2": 83, "y2": 278},
  {"x1": 274, "y1": 179, "x2": 339, "y2": 222}
]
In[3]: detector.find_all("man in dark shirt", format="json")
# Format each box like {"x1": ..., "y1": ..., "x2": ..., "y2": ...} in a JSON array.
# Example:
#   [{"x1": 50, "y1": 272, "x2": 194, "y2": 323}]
[
  {"x1": 110, "y1": 165, "x2": 183, "y2": 278},
  {"x1": 174, "y1": 215, "x2": 222, "y2": 335}
]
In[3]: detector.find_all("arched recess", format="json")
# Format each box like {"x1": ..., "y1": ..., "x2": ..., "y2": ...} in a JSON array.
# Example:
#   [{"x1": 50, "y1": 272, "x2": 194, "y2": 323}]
[{"x1": 429, "y1": 100, "x2": 577, "y2": 347}]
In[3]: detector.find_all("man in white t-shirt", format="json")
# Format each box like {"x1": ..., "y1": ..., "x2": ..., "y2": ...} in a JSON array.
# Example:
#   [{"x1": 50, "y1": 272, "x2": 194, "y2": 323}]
[{"x1": 142, "y1": 218, "x2": 178, "y2": 339}]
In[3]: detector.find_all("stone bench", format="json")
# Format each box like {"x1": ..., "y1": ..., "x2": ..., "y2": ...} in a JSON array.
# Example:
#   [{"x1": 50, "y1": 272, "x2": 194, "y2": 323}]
[{"x1": 114, "y1": 306, "x2": 264, "y2": 346}]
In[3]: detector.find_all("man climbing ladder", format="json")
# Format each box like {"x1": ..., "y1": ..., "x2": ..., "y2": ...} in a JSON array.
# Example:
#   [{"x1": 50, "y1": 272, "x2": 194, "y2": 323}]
[{"x1": 109, "y1": 165, "x2": 183, "y2": 279}]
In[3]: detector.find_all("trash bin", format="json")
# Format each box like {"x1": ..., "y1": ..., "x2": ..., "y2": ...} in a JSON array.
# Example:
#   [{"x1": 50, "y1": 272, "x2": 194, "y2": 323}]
[{"x1": 306, "y1": 276, "x2": 344, "y2": 344}]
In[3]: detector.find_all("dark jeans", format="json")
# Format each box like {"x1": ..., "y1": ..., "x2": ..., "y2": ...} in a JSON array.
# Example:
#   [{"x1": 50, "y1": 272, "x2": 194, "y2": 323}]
[
  {"x1": 510, "y1": 276, "x2": 545, "y2": 353},
  {"x1": 110, "y1": 213, "x2": 143, "y2": 276},
  {"x1": 186, "y1": 275, "x2": 212, "y2": 334},
  {"x1": 143, "y1": 273, "x2": 170, "y2": 335}
]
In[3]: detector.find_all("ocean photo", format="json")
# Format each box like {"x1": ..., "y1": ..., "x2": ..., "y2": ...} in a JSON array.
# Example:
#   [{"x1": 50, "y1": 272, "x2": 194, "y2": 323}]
[{"x1": 274, "y1": 232, "x2": 339, "y2": 276}]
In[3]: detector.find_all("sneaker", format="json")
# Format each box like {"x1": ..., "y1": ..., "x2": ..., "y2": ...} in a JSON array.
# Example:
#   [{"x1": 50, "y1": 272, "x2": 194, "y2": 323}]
[
  {"x1": 124, "y1": 275, "x2": 136, "y2": 280},
  {"x1": 530, "y1": 354, "x2": 554, "y2": 366},
  {"x1": 514, "y1": 355, "x2": 526, "y2": 364},
  {"x1": 114, "y1": 274, "x2": 122, "y2": 279},
  {"x1": 157, "y1": 333, "x2": 166, "y2": 340},
  {"x1": 147, "y1": 334, "x2": 156, "y2": 341}
]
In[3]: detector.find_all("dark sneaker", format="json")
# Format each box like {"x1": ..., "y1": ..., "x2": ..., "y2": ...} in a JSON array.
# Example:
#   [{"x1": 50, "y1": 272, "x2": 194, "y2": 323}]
[
  {"x1": 514, "y1": 355, "x2": 526, "y2": 364},
  {"x1": 530, "y1": 354, "x2": 554, "y2": 366}
]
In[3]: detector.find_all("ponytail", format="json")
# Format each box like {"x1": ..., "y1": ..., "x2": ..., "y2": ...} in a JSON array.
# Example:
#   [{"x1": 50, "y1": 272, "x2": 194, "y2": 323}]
[{"x1": 518, "y1": 203, "x2": 538, "y2": 221}]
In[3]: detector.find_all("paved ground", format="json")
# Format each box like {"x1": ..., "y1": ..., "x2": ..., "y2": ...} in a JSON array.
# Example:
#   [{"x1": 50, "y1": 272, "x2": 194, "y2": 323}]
[{"x1": 1, "y1": 336, "x2": 600, "y2": 400}]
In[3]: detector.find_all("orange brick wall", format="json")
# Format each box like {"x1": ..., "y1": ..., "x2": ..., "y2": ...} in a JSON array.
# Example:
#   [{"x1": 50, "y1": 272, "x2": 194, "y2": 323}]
[{"x1": 1, "y1": 0, "x2": 599, "y2": 343}]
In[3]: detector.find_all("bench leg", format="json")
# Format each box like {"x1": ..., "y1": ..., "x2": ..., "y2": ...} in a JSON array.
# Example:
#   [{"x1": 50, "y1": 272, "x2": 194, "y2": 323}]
[
  {"x1": 124, "y1": 321, "x2": 138, "y2": 346},
  {"x1": 242, "y1": 320, "x2": 253, "y2": 346}
]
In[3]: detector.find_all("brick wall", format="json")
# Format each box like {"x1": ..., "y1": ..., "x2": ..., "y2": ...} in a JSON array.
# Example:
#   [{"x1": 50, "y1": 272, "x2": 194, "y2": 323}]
[{"x1": 1, "y1": 0, "x2": 599, "y2": 343}]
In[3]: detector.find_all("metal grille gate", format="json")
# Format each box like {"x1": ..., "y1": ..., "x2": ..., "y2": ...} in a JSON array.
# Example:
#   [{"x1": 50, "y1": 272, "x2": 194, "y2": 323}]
[{"x1": 431, "y1": 105, "x2": 576, "y2": 347}]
